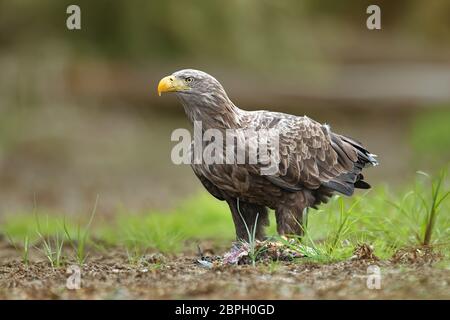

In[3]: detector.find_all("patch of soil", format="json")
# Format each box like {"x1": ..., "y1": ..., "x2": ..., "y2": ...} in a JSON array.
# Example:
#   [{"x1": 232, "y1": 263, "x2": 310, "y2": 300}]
[
  {"x1": 391, "y1": 246, "x2": 442, "y2": 265},
  {"x1": 0, "y1": 242, "x2": 448, "y2": 299}
]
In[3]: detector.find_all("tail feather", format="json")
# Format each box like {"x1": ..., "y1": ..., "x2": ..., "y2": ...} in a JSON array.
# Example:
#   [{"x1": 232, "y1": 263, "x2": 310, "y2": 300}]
[
  {"x1": 326, "y1": 133, "x2": 377, "y2": 196},
  {"x1": 340, "y1": 135, "x2": 378, "y2": 167}
]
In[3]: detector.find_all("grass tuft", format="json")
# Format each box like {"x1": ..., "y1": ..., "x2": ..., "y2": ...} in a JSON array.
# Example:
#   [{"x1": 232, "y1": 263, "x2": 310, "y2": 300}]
[
  {"x1": 63, "y1": 195, "x2": 99, "y2": 265},
  {"x1": 6, "y1": 233, "x2": 30, "y2": 266},
  {"x1": 421, "y1": 170, "x2": 449, "y2": 245},
  {"x1": 236, "y1": 198, "x2": 265, "y2": 266}
]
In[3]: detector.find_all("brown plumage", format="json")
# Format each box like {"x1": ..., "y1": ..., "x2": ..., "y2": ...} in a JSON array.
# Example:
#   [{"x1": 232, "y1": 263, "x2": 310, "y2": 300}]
[{"x1": 158, "y1": 69, "x2": 378, "y2": 241}]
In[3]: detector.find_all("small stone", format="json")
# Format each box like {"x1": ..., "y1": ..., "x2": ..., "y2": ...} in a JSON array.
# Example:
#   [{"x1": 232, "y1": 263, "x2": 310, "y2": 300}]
[{"x1": 197, "y1": 259, "x2": 213, "y2": 269}]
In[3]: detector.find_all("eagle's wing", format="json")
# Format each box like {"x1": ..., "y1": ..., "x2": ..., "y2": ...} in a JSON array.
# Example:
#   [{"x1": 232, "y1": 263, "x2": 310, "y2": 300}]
[{"x1": 244, "y1": 112, "x2": 377, "y2": 196}]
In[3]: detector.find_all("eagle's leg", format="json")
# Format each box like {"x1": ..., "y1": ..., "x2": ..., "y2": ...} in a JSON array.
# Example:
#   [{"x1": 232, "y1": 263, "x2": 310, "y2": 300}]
[
  {"x1": 226, "y1": 198, "x2": 269, "y2": 242},
  {"x1": 275, "y1": 206, "x2": 307, "y2": 238}
]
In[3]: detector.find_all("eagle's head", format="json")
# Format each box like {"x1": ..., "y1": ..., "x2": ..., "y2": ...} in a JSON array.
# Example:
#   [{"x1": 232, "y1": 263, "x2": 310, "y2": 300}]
[
  {"x1": 158, "y1": 69, "x2": 225, "y2": 97},
  {"x1": 157, "y1": 69, "x2": 240, "y2": 125}
]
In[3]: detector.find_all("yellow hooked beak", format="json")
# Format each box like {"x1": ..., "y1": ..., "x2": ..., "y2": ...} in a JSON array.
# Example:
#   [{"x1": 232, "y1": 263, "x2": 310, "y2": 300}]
[{"x1": 157, "y1": 75, "x2": 189, "y2": 96}]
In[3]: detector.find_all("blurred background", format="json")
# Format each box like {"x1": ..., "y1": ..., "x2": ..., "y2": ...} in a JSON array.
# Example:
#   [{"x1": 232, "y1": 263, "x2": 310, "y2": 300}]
[{"x1": 0, "y1": 0, "x2": 449, "y2": 217}]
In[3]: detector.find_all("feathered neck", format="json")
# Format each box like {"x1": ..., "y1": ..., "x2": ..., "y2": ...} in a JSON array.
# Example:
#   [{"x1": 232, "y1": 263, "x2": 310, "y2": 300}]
[{"x1": 176, "y1": 90, "x2": 245, "y2": 130}]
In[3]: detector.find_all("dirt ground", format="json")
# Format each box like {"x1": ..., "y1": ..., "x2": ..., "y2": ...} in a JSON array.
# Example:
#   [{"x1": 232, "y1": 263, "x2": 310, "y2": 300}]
[{"x1": 0, "y1": 240, "x2": 448, "y2": 300}]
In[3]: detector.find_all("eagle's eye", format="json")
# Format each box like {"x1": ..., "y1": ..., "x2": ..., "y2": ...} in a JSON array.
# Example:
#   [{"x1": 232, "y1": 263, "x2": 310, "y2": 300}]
[{"x1": 185, "y1": 77, "x2": 194, "y2": 83}]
